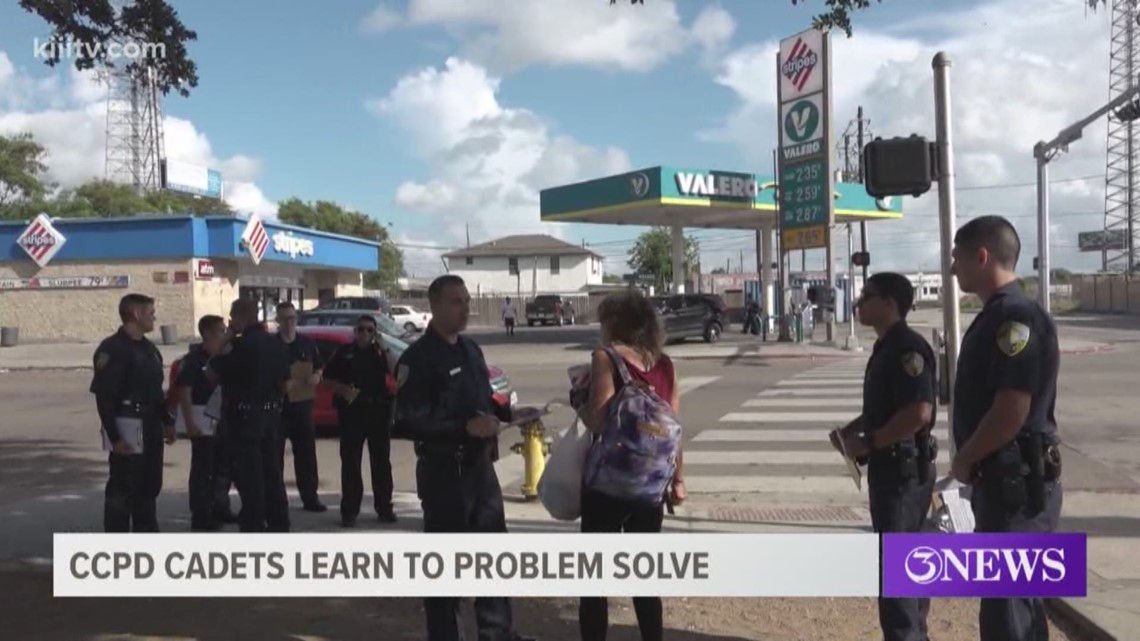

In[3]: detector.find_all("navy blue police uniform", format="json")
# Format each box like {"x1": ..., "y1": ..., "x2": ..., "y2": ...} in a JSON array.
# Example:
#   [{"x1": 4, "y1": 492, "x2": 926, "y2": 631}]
[
  {"x1": 323, "y1": 337, "x2": 396, "y2": 523},
  {"x1": 954, "y1": 281, "x2": 1062, "y2": 641},
  {"x1": 392, "y1": 328, "x2": 530, "y2": 641},
  {"x1": 90, "y1": 328, "x2": 170, "y2": 532},
  {"x1": 209, "y1": 324, "x2": 292, "y2": 533},
  {"x1": 859, "y1": 320, "x2": 938, "y2": 641},
  {"x1": 278, "y1": 332, "x2": 324, "y2": 510},
  {"x1": 176, "y1": 344, "x2": 234, "y2": 529}
]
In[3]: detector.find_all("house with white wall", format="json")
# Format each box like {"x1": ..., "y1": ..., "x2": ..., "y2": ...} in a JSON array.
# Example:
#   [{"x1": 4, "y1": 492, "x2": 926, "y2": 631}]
[{"x1": 443, "y1": 234, "x2": 605, "y2": 296}]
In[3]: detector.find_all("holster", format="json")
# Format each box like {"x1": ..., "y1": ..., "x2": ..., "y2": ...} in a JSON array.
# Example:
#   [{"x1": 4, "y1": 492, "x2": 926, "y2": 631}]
[
  {"x1": 1018, "y1": 433, "x2": 1047, "y2": 516},
  {"x1": 915, "y1": 428, "x2": 937, "y2": 485},
  {"x1": 979, "y1": 434, "x2": 1054, "y2": 518}
]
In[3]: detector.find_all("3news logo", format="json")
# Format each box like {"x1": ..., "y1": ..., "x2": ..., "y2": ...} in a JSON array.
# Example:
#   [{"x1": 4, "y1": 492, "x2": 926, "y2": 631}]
[{"x1": 882, "y1": 533, "x2": 1087, "y2": 598}]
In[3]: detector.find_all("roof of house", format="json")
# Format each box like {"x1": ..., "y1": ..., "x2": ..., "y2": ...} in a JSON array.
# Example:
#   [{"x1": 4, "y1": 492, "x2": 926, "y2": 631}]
[{"x1": 443, "y1": 234, "x2": 604, "y2": 259}]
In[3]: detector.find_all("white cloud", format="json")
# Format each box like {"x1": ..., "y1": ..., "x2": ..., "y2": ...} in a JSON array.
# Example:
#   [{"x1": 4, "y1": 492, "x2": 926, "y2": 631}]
[
  {"x1": 377, "y1": 0, "x2": 731, "y2": 74},
  {"x1": 361, "y1": 3, "x2": 403, "y2": 33},
  {"x1": 0, "y1": 51, "x2": 277, "y2": 218},
  {"x1": 703, "y1": 0, "x2": 1115, "y2": 274},
  {"x1": 368, "y1": 56, "x2": 630, "y2": 264}
]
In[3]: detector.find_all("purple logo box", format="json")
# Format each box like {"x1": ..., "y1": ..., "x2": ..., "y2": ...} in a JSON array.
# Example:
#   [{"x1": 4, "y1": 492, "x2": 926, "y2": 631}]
[{"x1": 882, "y1": 533, "x2": 1087, "y2": 598}]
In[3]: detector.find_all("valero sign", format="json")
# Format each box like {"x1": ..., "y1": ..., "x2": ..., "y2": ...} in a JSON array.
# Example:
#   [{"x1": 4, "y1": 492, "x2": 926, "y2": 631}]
[
  {"x1": 674, "y1": 172, "x2": 758, "y2": 199},
  {"x1": 780, "y1": 95, "x2": 824, "y2": 161}
]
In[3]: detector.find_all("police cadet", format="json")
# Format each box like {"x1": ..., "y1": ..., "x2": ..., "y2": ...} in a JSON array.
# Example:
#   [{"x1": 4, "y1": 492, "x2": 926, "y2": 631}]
[
  {"x1": 90, "y1": 293, "x2": 176, "y2": 532},
  {"x1": 833, "y1": 272, "x2": 937, "y2": 641},
  {"x1": 207, "y1": 298, "x2": 292, "y2": 533},
  {"x1": 950, "y1": 216, "x2": 1062, "y2": 641},
  {"x1": 393, "y1": 275, "x2": 537, "y2": 641},
  {"x1": 274, "y1": 301, "x2": 327, "y2": 513},
  {"x1": 322, "y1": 314, "x2": 397, "y2": 527},
  {"x1": 175, "y1": 314, "x2": 234, "y2": 530}
]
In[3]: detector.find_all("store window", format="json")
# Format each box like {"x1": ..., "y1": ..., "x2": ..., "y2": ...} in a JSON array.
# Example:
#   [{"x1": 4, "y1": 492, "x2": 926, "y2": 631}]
[
  {"x1": 550, "y1": 256, "x2": 560, "y2": 275},
  {"x1": 508, "y1": 258, "x2": 519, "y2": 275},
  {"x1": 240, "y1": 286, "x2": 306, "y2": 322}
]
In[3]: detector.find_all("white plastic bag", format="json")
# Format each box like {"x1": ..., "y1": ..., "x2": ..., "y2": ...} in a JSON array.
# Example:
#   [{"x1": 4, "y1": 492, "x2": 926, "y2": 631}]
[{"x1": 538, "y1": 418, "x2": 593, "y2": 521}]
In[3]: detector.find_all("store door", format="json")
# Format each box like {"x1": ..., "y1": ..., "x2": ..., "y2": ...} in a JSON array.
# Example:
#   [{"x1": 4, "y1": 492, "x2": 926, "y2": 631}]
[{"x1": 240, "y1": 286, "x2": 306, "y2": 323}]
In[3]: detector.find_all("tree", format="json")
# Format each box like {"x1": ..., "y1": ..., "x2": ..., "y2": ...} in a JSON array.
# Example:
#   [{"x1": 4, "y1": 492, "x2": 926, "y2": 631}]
[
  {"x1": 792, "y1": 1, "x2": 1110, "y2": 36},
  {"x1": 20, "y1": 0, "x2": 199, "y2": 97},
  {"x1": 0, "y1": 133, "x2": 50, "y2": 209},
  {"x1": 627, "y1": 227, "x2": 700, "y2": 291},
  {"x1": 277, "y1": 198, "x2": 405, "y2": 293}
]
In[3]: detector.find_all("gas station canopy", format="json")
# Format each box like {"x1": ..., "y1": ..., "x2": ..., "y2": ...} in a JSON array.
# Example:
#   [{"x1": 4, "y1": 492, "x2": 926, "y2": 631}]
[{"x1": 539, "y1": 165, "x2": 903, "y2": 230}]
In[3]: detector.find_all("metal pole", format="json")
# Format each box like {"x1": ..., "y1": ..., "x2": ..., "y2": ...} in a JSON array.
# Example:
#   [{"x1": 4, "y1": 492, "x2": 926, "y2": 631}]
[
  {"x1": 933, "y1": 52, "x2": 961, "y2": 458},
  {"x1": 844, "y1": 223, "x2": 860, "y2": 350},
  {"x1": 1035, "y1": 144, "x2": 1052, "y2": 314},
  {"x1": 857, "y1": 106, "x2": 870, "y2": 289}
]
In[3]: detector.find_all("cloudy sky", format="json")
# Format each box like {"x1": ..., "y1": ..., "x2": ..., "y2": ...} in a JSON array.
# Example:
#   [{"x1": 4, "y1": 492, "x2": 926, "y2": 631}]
[{"x1": 0, "y1": 0, "x2": 1119, "y2": 276}]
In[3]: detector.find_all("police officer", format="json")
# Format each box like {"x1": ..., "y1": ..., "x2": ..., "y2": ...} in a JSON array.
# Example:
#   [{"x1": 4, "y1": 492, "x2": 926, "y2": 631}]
[
  {"x1": 90, "y1": 293, "x2": 175, "y2": 532},
  {"x1": 207, "y1": 298, "x2": 292, "y2": 533},
  {"x1": 393, "y1": 275, "x2": 536, "y2": 641},
  {"x1": 274, "y1": 301, "x2": 327, "y2": 513},
  {"x1": 322, "y1": 314, "x2": 397, "y2": 527},
  {"x1": 175, "y1": 314, "x2": 231, "y2": 530},
  {"x1": 950, "y1": 215, "x2": 1062, "y2": 641},
  {"x1": 833, "y1": 273, "x2": 937, "y2": 641}
]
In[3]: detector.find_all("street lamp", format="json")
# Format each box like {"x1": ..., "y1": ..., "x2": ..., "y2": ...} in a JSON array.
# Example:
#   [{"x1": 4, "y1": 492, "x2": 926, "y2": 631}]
[{"x1": 1034, "y1": 77, "x2": 1140, "y2": 314}]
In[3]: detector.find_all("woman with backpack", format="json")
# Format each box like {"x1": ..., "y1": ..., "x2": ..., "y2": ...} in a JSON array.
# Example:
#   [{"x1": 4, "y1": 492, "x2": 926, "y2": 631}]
[{"x1": 576, "y1": 290, "x2": 685, "y2": 641}]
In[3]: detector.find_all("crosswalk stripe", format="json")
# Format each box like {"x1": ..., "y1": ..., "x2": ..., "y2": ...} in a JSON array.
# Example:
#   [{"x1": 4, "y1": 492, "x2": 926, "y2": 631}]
[
  {"x1": 693, "y1": 428, "x2": 950, "y2": 443},
  {"x1": 684, "y1": 475, "x2": 865, "y2": 495},
  {"x1": 777, "y1": 379, "x2": 863, "y2": 387},
  {"x1": 720, "y1": 412, "x2": 946, "y2": 423},
  {"x1": 678, "y1": 376, "x2": 720, "y2": 394},
  {"x1": 759, "y1": 388, "x2": 862, "y2": 397},
  {"x1": 742, "y1": 398, "x2": 861, "y2": 407},
  {"x1": 681, "y1": 450, "x2": 950, "y2": 466}
]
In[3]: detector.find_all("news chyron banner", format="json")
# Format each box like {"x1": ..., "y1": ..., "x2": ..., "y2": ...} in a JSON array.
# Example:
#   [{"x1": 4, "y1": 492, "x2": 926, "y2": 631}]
[{"x1": 52, "y1": 533, "x2": 1087, "y2": 598}]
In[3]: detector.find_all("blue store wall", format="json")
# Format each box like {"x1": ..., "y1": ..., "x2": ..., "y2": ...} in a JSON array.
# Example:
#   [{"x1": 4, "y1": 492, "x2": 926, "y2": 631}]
[{"x1": 0, "y1": 215, "x2": 380, "y2": 271}]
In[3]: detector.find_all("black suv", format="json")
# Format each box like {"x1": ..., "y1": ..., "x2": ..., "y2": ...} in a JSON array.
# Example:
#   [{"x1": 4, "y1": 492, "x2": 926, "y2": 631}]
[{"x1": 652, "y1": 294, "x2": 726, "y2": 344}]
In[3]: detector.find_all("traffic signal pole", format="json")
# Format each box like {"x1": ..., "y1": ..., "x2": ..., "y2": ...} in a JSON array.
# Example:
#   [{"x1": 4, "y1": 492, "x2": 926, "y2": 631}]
[{"x1": 933, "y1": 52, "x2": 961, "y2": 460}]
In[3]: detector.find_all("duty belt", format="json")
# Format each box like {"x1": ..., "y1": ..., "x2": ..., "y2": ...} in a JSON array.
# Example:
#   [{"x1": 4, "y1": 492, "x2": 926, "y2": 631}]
[
  {"x1": 116, "y1": 400, "x2": 159, "y2": 417},
  {"x1": 235, "y1": 400, "x2": 282, "y2": 412}
]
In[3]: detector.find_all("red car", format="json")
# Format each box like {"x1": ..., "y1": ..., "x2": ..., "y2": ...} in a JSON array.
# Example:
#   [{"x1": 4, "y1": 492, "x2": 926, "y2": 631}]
[{"x1": 167, "y1": 326, "x2": 518, "y2": 431}]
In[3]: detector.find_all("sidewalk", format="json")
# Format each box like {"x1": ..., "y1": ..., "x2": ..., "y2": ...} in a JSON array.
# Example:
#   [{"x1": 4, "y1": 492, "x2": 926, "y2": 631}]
[{"x1": 0, "y1": 335, "x2": 1114, "y2": 371}]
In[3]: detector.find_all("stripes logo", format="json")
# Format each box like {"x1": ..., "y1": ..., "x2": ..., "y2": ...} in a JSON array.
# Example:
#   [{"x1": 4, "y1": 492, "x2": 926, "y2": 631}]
[
  {"x1": 16, "y1": 213, "x2": 66, "y2": 268},
  {"x1": 241, "y1": 214, "x2": 270, "y2": 265},
  {"x1": 781, "y1": 37, "x2": 819, "y2": 93}
]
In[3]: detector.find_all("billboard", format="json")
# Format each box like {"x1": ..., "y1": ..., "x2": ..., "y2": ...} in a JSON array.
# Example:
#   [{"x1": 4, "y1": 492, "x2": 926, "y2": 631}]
[
  {"x1": 162, "y1": 159, "x2": 223, "y2": 199},
  {"x1": 1078, "y1": 229, "x2": 1127, "y2": 252}
]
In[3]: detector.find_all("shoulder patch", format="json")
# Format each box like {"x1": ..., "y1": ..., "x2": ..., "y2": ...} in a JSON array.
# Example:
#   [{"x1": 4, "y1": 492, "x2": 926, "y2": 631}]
[
  {"x1": 997, "y1": 320, "x2": 1031, "y2": 356},
  {"x1": 396, "y1": 364, "x2": 410, "y2": 389},
  {"x1": 95, "y1": 351, "x2": 111, "y2": 370},
  {"x1": 901, "y1": 351, "x2": 924, "y2": 377}
]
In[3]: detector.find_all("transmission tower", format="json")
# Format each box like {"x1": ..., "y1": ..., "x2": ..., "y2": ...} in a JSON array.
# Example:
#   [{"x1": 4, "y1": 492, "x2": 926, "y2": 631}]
[
  {"x1": 1103, "y1": 0, "x2": 1140, "y2": 272},
  {"x1": 102, "y1": 4, "x2": 165, "y2": 195},
  {"x1": 837, "y1": 106, "x2": 872, "y2": 183}
]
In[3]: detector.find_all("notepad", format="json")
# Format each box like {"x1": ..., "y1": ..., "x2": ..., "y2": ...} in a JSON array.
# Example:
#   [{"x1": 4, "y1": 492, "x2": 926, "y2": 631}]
[
  {"x1": 175, "y1": 405, "x2": 217, "y2": 437},
  {"x1": 102, "y1": 417, "x2": 144, "y2": 454},
  {"x1": 204, "y1": 388, "x2": 223, "y2": 420}
]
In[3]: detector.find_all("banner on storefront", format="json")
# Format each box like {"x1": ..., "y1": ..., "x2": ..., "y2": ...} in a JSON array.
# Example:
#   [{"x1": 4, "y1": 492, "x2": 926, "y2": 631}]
[{"x1": 0, "y1": 275, "x2": 130, "y2": 290}]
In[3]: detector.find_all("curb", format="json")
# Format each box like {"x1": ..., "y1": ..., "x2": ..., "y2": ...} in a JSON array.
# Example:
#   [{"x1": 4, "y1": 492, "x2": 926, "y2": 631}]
[{"x1": 1046, "y1": 598, "x2": 1117, "y2": 641}]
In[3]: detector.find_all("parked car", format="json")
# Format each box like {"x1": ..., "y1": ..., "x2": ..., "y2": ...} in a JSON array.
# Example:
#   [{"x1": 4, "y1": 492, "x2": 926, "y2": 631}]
[
  {"x1": 296, "y1": 326, "x2": 517, "y2": 430},
  {"x1": 314, "y1": 296, "x2": 389, "y2": 313},
  {"x1": 296, "y1": 309, "x2": 417, "y2": 342},
  {"x1": 652, "y1": 294, "x2": 726, "y2": 344},
  {"x1": 389, "y1": 304, "x2": 432, "y2": 332},
  {"x1": 525, "y1": 294, "x2": 576, "y2": 326}
]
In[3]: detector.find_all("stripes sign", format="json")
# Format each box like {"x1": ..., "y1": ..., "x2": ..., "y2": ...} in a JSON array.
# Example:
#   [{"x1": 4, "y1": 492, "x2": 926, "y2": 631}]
[{"x1": 16, "y1": 213, "x2": 66, "y2": 267}]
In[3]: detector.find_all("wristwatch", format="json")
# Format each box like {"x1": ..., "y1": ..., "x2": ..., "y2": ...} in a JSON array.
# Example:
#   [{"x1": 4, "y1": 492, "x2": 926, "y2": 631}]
[{"x1": 859, "y1": 430, "x2": 875, "y2": 451}]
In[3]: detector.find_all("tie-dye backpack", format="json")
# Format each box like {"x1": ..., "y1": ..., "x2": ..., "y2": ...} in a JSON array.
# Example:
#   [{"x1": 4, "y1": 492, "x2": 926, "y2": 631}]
[{"x1": 582, "y1": 346, "x2": 682, "y2": 505}]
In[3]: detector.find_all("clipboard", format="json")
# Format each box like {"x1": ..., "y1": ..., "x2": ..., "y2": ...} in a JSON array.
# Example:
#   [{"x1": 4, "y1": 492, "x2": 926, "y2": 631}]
[
  {"x1": 832, "y1": 428, "x2": 863, "y2": 491},
  {"x1": 102, "y1": 417, "x2": 144, "y2": 454},
  {"x1": 499, "y1": 401, "x2": 558, "y2": 430},
  {"x1": 204, "y1": 387, "x2": 223, "y2": 420},
  {"x1": 175, "y1": 405, "x2": 217, "y2": 437}
]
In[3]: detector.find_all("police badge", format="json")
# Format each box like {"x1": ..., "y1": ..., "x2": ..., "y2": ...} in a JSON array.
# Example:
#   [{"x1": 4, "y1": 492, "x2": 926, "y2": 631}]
[
  {"x1": 95, "y1": 351, "x2": 110, "y2": 370},
  {"x1": 901, "y1": 351, "x2": 924, "y2": 377},
  {"x1": 997, "y1": 320, "x2": 1031, "y2": 357}
]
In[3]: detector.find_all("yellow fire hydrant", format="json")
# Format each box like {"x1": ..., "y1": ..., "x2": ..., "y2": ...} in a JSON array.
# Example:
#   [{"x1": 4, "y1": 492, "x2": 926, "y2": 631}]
[{"x1": 510, "y1": 417, "x2": 551, "y2": 501}]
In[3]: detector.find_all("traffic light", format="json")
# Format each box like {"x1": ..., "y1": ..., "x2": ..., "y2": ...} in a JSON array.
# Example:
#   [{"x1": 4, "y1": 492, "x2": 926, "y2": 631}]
[
  {"x1": 851, "y1": 251, "x2": 870, "y2": 267},
  {"x1": 862, "y1": 135, "x2": 936, "y2": 199}
]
